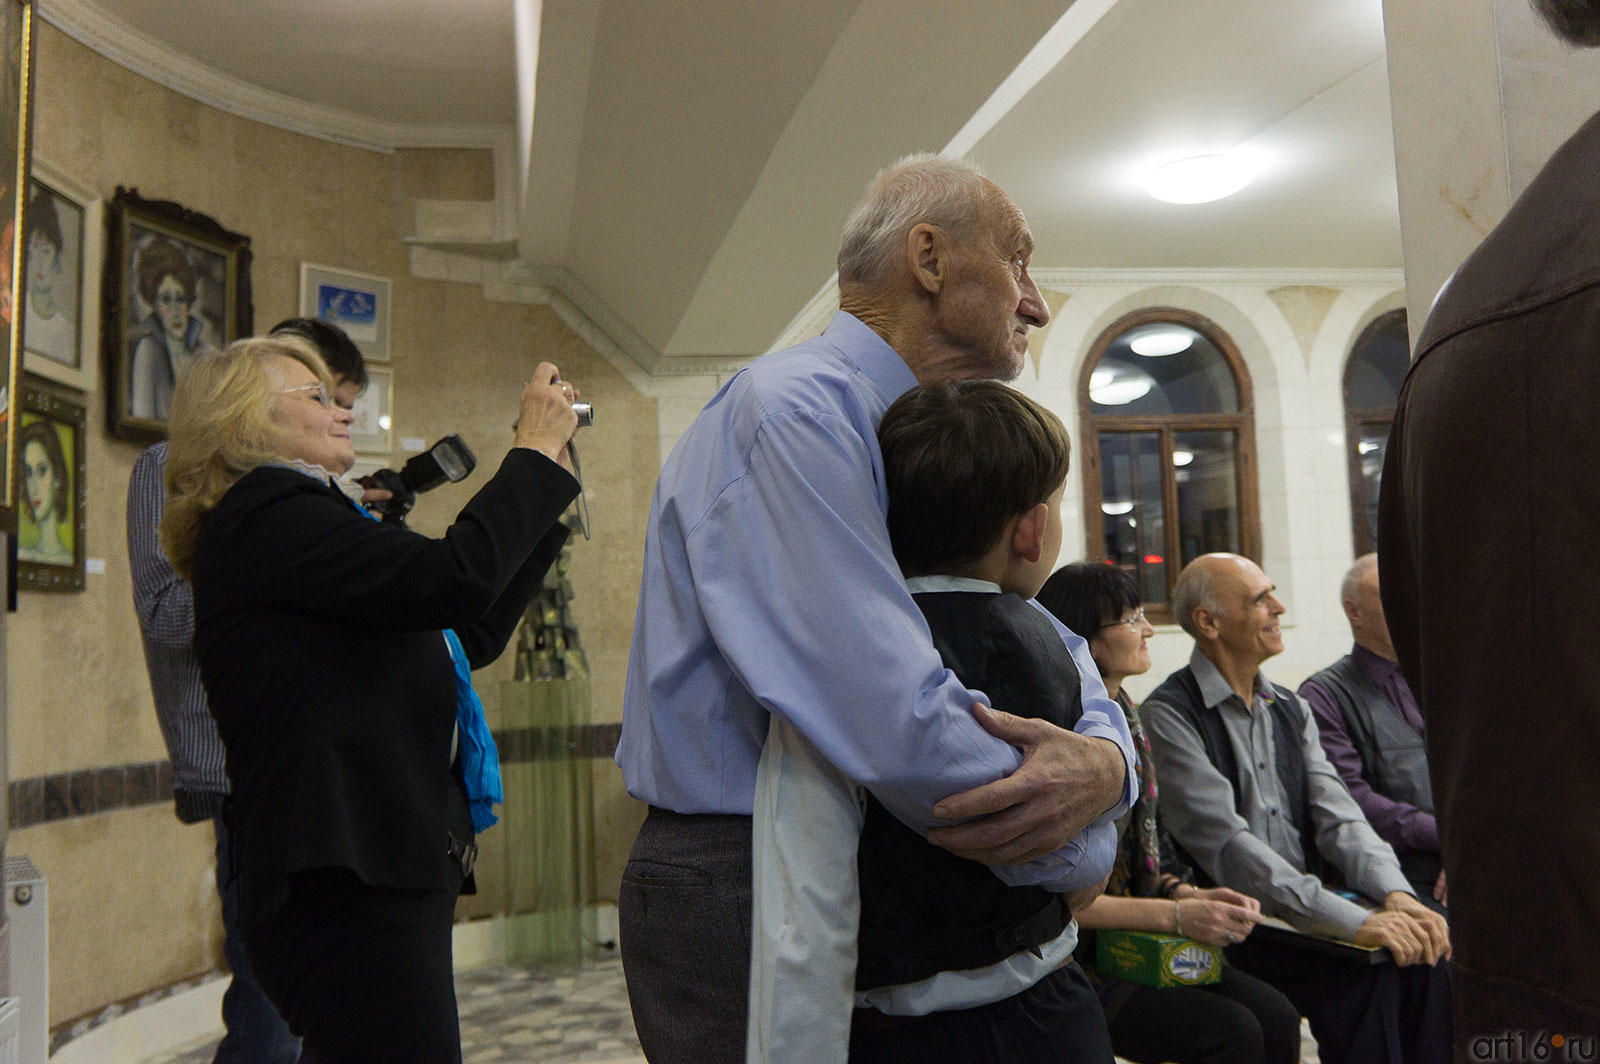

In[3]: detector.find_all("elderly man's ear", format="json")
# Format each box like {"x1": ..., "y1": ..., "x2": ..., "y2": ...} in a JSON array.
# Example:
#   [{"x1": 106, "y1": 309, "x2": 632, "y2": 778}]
[{"x1": 906, "y1": 223, "x2": 950, "y2": 295}]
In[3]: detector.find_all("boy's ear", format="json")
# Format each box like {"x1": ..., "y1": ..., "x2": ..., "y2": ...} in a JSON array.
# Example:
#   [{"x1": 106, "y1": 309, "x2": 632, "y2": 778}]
[{"x1": 1012, "y1": 502, "x2": 1049, "y2": 564}]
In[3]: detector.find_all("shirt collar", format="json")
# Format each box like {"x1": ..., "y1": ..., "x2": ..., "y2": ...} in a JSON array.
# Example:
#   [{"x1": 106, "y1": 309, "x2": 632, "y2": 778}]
[
  {"x1": 904, "y1": 575, "x2": 1001, "y2": 595},
  {"x1": 268, "y1": 459, "x2": 369, "y2": 508},
  {"x1": 1190, "y1": 646, "x2": 1271, "y2": 710},
  {"x1": 1350, "y1": 642, "x2": 1400, "y2": 681},
  {"x1": 825, "y1": 311, "x2": 918, "y2": 405}
]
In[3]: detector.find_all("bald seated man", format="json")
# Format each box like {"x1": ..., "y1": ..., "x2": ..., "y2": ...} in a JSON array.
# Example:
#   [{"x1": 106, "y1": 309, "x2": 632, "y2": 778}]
[
  {"x1": 616, "y1": 154, "x2": 1135, "y2": 1064},
  {"x1": 1299, "y1": 555, "x2": 1443, "y2": 912},
  {"x1": 1143, "y1": 553, "x2": 1452, "y2": 1064}
]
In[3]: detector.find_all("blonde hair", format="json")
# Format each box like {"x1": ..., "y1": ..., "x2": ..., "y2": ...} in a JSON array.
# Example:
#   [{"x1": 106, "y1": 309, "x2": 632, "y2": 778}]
[{"x1": 160, "y1": 335, "x2": 334, "y2": 579}]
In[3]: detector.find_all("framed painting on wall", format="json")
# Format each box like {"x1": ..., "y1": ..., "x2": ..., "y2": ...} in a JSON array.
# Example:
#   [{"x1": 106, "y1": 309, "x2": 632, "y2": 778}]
[
  {"x1": 300, "y1": 262, "x2": 390, "y2": 364},
  {"x1": 349, "y1": 364, "x2": 392, "y2": 455},
  {"x1": 0, "y1": 0, "x2": 36, "y2": 512},
  {"x1": 14, "y1": 374, "x2": 84, "y2": 591},
  {"x1": 104, "y1": 187, "x2": 253, "y2": 442},
  {"x1": 23, "y1": 160, "x2": 100, "y2": 392}
]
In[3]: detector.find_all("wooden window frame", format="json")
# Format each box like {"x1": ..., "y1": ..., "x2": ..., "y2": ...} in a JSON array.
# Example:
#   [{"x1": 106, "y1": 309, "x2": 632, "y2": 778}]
[{"x1": 1078, "y1": 308, "x2": 1261, "y2": 624}]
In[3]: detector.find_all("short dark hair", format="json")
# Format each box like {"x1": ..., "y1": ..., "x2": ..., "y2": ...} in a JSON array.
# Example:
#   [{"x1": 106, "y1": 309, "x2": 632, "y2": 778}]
[
  {"x1": 137, "y1": 238, "x2": 196, "y2": 306},
  {"x1": 1036, "y1": 562, "x2": 1141, "y2": 639},
  {"x1": 25, "y1": 189, "x2": 62, "y2": 252},
  {"x1": 879, "y1": 379, "x2": 1070, "y2": 577},
  {"x1": 268, "y1": 317, "x2": 367, "y2": 389},
  {"x1": 1532, "y1": 0, "x2": 1600, "y2": 44}
]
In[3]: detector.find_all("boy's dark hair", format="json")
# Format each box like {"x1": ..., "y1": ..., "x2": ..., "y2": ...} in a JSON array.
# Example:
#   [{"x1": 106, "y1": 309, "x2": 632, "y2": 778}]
[
  {"x1": 1036, "y1": 561, "x2": 1141, "y2": 639},
  {"x1": 879, "y1": 379, "x2": 1070, "y2": 577},
  {"x1": 268, "y1": 317, "x2": 367, "y2": 389}
]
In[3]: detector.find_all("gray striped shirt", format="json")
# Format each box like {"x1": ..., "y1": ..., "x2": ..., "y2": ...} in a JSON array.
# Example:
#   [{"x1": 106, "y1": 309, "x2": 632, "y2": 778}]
[{"x1": 127, "y1": 442, "x2": 226, "y2": 821}]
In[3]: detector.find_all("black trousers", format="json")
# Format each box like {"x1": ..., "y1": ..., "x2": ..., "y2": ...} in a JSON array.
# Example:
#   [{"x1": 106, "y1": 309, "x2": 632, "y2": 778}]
[
  {"x1": 619, "y1": 808, "x2": 754, "y2": 1064},
  {"x1": 1226, "y1": 932, "x2": 1452, "y2": 1064},
  {"x1": 1101, "y1": 963, "x2": 1301, "y2": 1064},
  {"x1": 244, "y1": 866, "x2": 463, "y2": 1064},
  {"x1": 849, "y1": 962, "x2": 1115, "y2": 1064}
]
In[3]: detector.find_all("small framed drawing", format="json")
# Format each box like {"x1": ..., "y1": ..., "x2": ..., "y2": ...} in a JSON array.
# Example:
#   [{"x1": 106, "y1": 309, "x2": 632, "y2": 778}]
[
  {"x1": 23, "y1": 160, "x2": 101, "y2": 392},
  {"x1": 14, "y1": 374, "x2": 85, "y2": 591},
  {"x1": 300, "y1": 263, "x2": 390, "y2": 364},
  {"x1": 349, "y1": 365, "x2": 392, "y2": 454},
  {"x1": 104, "y1": 187, "x2": 253, "y2": 442}
]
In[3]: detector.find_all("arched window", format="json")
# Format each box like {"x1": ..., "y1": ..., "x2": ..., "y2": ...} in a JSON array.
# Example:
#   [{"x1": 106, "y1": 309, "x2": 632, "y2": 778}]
[
  {"x1": 1344, "y1": 308, "x2": 1410, "y2": 555},
  {"x1": 1079, "y1": 309, "x2": 1259, "y2": 618}
]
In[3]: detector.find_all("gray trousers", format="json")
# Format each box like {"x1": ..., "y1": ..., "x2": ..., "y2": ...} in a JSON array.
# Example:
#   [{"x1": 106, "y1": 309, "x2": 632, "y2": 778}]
[{"x1": 620, "y1": 808, "x2": 753, "y2": 1064}]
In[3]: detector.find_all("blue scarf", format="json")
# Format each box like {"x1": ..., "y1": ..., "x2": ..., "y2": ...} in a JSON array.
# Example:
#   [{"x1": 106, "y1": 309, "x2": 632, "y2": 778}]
[
  {"x1": 444, "y1": 628, "x2": 504, "y2": 833},
  {"x1": 351, "y1": 490, "x2": 502, "y2": 832}
]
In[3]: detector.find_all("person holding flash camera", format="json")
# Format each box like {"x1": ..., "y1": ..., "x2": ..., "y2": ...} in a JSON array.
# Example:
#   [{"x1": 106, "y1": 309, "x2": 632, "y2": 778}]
[{"x1": 161, "y1": 336, "x2": 582, "y2": 1063}]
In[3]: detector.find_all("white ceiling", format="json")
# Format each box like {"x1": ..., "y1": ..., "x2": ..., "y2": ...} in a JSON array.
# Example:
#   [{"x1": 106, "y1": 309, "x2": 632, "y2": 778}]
[{"x1": 53, "y1": 0, "x2": 1404, "y2": 368}]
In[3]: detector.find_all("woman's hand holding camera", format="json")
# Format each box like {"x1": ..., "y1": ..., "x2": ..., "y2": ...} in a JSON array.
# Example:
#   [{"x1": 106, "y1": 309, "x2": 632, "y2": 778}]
[{"x1": 515, "y1": 362, "x2": 581, "y2": 468}]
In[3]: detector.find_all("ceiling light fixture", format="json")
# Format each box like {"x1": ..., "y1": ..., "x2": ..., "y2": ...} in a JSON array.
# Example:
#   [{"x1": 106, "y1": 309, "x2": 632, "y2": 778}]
[
  {"x1": 1172, "y1": 449, "x2": 1195, "y2": 467},
  {"x1": 1129, "y1": 328, "x2": 1194, "y2": 357},
  {"x1": 1148, "y1": 153, "x2": 1253, "y2": 205},
  {"x1": 1101, "y1": 500, "x2": 1135, "y2": 516}
]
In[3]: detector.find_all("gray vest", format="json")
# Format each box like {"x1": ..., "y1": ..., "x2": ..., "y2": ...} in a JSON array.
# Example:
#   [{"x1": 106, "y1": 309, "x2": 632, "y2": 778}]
[{"x1": 1305, "y1": 654, "x2": 1434, "y2": 817}]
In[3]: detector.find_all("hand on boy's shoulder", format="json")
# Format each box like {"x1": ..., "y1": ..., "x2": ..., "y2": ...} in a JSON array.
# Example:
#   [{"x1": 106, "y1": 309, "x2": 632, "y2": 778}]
[{"x1": 927, "y1": 704, "x2": 1125, "y2": 864}]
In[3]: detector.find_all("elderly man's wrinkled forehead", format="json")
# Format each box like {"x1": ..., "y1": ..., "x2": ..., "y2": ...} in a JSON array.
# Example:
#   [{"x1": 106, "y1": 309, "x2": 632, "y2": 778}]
[{"x1": 974, "y1": 179, "x2": 1033, "y2": 253}]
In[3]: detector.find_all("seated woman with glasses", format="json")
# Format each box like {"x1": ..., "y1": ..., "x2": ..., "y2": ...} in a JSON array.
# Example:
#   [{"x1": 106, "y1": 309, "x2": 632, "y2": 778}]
[
  {"x1": 1036, "y1": 562, "x2": 1302, "y2": 1064},
  {"x1": 160, "y1": 334, "x2": 582, "y2": 1063}
]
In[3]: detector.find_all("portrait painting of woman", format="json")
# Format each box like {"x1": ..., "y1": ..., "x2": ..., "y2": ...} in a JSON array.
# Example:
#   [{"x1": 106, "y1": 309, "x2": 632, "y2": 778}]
[
  {"x1": 17, "y1": 413, "x2": 72, "y2": 565},
  {"x1": 127, "y1": 234, "x2": 221, "y2": 421},
  {"x1": 105, "y1": 189, "x2": 251, "y2": 442},
  {"x1": 22, "y1": 180, "x2": 83, "y2": 369}
]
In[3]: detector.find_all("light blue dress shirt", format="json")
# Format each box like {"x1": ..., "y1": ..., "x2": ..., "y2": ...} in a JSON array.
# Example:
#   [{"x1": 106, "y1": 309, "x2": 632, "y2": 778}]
[{"x1": 619, "y1": 311, "x2": 1136, "y2": 886}]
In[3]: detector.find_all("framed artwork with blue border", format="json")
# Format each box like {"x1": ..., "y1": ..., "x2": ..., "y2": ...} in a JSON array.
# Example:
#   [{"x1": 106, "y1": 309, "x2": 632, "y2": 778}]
[{"x1": 300, "y1": 262, "x2": 390, "y2": 364}]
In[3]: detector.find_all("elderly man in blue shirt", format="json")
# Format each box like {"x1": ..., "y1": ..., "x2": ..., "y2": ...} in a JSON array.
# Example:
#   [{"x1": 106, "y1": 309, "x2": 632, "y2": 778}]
[{"x1": 616, "y1": 154, "x2": 1137, "y2": 1064}]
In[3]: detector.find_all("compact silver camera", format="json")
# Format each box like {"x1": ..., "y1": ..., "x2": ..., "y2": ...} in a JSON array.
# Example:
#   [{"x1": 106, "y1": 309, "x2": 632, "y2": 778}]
[{"x1": 571, "y1": 401, "x2": 595, "y2": 427}]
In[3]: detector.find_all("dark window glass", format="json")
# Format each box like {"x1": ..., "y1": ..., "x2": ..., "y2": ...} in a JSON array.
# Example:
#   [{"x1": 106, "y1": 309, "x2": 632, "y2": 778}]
[
  {"x1": 1089, "y1": 323, "x2": 1238, "y2": 417},
  {"x1": 1344, "y1": 309, "x2": 1409, "y2": 554},
  {"x1": 1098, "y1": 432, "x2": 1167, "y2": 605},
  {"x1": 1082, "y1": 311, "x2": 1258, "y2": 616},
  {"x1": 1174, "y1": 430, "x2": 1240, "y2": 566}
]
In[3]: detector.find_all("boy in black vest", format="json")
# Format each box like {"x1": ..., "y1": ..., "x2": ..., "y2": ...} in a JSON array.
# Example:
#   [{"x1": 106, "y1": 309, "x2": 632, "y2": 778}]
[{"x1": 845, "y1": 379, "x2": 1123, "y2": 1062}]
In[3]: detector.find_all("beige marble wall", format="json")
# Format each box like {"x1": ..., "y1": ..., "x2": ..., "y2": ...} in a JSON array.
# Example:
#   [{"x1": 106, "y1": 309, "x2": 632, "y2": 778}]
[
  {"x1": 1382, "y1": 0, "x2": 1600, "y2": 340},
  {"x1": 9, "y1": 23, "x2": 654, "y2": 1026}
]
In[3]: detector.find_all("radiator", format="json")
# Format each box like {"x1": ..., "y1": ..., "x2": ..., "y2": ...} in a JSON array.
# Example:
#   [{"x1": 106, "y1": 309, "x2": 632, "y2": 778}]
[{"x1": 4, "y1": 857, "x2": 45, "y2": 1064}]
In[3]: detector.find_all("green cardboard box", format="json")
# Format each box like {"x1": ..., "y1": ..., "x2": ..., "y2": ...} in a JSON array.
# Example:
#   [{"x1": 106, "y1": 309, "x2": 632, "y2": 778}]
[{"x1": 1095, "y1": 929, "x2": 1223, "y2": 987}]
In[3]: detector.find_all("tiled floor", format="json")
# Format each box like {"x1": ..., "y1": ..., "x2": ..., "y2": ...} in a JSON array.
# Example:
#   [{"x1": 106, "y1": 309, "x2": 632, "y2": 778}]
[
  {"x1": 147, "y1": 953, "x2": 1320, "y2": 1064},
  {"x1": 149, "y1": 954, "x2": 645, "y2": 1064}
]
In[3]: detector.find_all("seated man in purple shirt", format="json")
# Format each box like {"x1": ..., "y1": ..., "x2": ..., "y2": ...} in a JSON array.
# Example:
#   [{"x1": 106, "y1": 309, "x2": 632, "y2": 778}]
[{"x1": 1299, "y1": 554, "x2": 1443, "y2": 911}]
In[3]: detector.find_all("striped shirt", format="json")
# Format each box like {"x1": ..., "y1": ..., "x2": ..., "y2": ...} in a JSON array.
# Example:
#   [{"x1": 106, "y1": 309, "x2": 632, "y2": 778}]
[{"x1": 127, "y1": 442, "x2": 227, "y2": 822}]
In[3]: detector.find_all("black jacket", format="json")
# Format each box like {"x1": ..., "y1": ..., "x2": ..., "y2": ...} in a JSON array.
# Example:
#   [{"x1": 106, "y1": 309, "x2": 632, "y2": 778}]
[{"x1": 192, "y1": 449, "x2": 578, "y2": 932}]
